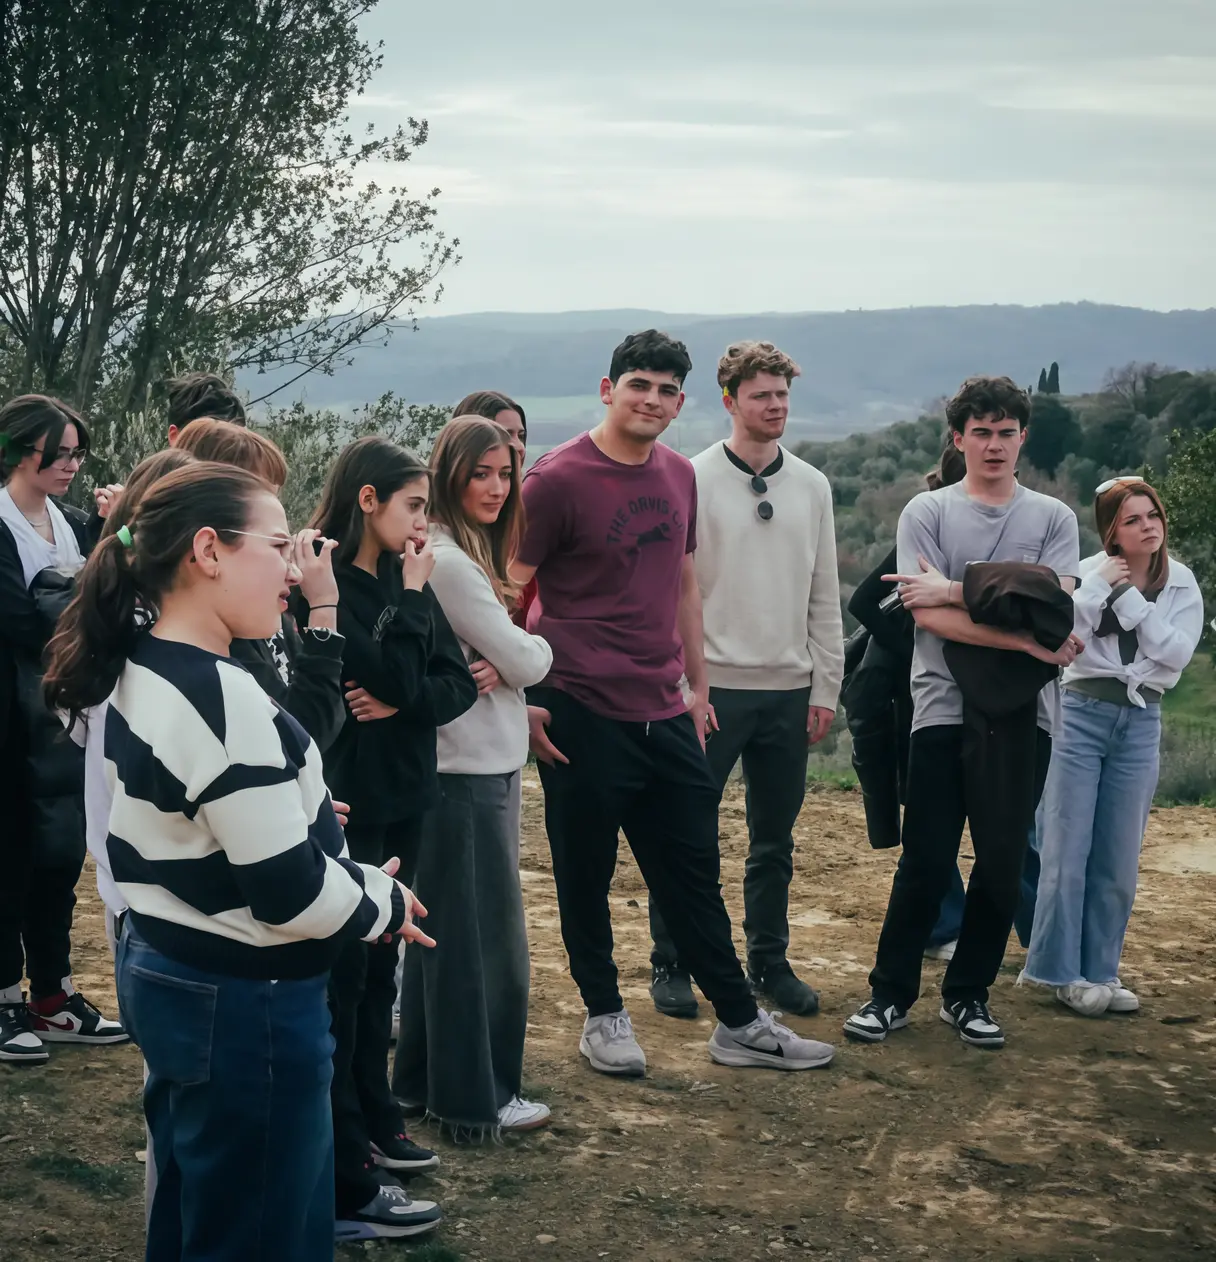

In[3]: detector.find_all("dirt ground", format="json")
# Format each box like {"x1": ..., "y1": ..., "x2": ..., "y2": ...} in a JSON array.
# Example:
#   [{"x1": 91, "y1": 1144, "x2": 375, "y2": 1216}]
[{"x1": 2, "y1": 775, "x2": 1214, "y2": 1262}]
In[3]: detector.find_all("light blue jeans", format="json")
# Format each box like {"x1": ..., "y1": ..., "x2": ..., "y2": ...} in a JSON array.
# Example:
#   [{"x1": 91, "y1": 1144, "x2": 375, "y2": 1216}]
[{"x1": 1024, "y1": 690, "x2": 1160, "y2": 987}]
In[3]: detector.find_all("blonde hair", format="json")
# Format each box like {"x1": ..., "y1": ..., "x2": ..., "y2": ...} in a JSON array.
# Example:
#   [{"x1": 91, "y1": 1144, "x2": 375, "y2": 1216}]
[
  {"x1": 429, "y1": 416, "x2": 523, "y2": 607},
  {"x1": 717, "y1": 341, "x2": 802, "y2": 397}
]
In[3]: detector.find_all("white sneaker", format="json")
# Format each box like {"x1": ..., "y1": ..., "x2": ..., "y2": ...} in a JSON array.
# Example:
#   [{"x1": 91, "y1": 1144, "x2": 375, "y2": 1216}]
[
  {"x1": 1055, "y1": 982, "x2": 1113, "y2": 1017},
  {"x1": 707, "y1": 1008, "x2": 835, "y2": 1071},
  {"x1": 498, "y1": 1095, "x2": 551, "y2": 1131},
  {"x1": 923, "y1": 940, "x2": 957, "y2": 961},
  {"x1": 1107, "y1": 979, "x2": 1140, "y2": 1013},
  {"x1": 579, "y1": 1011, "x2": 647, "y2": 1077}
]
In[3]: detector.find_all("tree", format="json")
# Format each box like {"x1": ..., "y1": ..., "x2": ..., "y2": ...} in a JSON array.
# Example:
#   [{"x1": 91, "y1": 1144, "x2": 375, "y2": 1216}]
[
  {"x1": 1081, "y1": 405, "x2": 1153, "y2": 472},
  {"x1": 1162, "y1": 373, "x2": 1216, "y2": 437},
  {"x1": 1037, "y1": 367, "x2": 1048, "y2": 393},
  {"x1": 1151, "y1": 427, "x2": 1216, "y2": 628},
  {"x1": 1023, "y1": 394, "x2": 1082, "y2": 477},
  {"x1": 262, "y1": 394, "x2": 449, "y2": 527},
  {"x1": 1102, "y1": 362, "x2": 1176, "y2": 415},
  {"x1": 0, "y1": 0, "x2": 457, "y2": 425},
  {"x1": 1045, "y1": 361, "x2": 1060, "y2": 394}
]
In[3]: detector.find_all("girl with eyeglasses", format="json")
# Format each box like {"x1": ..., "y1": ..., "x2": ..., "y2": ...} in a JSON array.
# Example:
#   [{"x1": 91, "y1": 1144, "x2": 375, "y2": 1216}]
[
  {"x1": 1022, "y1": 476, "x2": 1204, "y2": 1016},
  {"x1": 41, "y1": 461, "x2": 430, "y2": 1261},
  {"x1": 0, "y1": 394, "x2": 128, "y2": 1062}
]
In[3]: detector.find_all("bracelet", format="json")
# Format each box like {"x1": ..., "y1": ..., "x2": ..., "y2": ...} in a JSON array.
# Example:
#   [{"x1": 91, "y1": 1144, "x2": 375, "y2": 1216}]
[{"x1": 310, "y1": 603, "x2": 338, "y2": 610}]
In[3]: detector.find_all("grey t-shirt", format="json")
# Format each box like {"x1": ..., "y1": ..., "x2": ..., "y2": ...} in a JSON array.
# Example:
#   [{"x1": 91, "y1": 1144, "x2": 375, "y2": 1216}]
[{"x1": 896, "y1": 482, "x2": 1080, "y2": 733}]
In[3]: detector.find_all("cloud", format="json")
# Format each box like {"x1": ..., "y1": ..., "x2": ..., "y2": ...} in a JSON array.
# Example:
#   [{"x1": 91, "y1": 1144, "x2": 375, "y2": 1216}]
[{"x1": 348, "y1": 1, "x2": 1216, "y2": 313}]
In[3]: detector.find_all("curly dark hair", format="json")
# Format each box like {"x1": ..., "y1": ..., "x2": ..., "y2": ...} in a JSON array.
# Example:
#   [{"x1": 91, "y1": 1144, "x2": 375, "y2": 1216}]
[{"x1": 945, "y1": 375, "x2": 1031, "y2": 434}]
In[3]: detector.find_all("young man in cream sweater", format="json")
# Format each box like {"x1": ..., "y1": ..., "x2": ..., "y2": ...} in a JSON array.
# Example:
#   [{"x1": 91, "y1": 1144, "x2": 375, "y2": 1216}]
[{"x1": 649, "y1": 341, "x2": 844, "y2": 1020}]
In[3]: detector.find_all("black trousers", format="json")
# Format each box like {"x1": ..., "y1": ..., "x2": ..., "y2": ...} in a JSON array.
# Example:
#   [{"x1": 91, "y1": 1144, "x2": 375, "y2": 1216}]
[
  {"x1": 0, "y1": 789, "x2": 85, "y2": 997},
  {"x1": 330, "y1": 814, "x2": 423, "y2": 1217},
  {"x1": 869, "y1": 723, "x2": 1052, "y2": 1010},
  {"x1": 535, "y1": 688, "x2": 757, "y2": 1029},
  {"x1": 649, "y1": 686, "x2": 810, "y2": 974}
]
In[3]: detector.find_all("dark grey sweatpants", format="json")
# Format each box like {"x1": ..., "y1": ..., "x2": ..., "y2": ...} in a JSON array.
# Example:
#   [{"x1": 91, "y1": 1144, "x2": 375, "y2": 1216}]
[
  {"x1": 391, "y1": 771, "x2": 529, "y2": 1133},
  {"x1": 650, "y1": 686, "x2": 811, "y2": 974}
]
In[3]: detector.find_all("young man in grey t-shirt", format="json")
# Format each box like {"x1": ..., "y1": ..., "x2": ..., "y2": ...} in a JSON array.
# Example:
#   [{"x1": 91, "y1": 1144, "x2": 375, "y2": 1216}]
[{"x1": 843, "y1": 376, "x2": 1081, "y2": 1050}]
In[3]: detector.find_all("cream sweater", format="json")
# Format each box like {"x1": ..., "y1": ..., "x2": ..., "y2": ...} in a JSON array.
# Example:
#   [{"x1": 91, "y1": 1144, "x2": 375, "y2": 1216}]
[{"x1": 691, "y1": 443, "x2": 844, "y2": 708}]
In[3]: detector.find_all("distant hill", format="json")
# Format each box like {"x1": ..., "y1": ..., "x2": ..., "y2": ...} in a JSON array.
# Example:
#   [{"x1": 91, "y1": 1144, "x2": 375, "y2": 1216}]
[{"x1": 241, "y1": 302, "x2": 1216, "y2": 453}]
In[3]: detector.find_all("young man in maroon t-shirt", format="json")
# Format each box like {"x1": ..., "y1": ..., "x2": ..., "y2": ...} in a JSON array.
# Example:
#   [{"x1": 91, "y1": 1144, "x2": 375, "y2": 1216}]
[{"x1": 512, "y1": 330, "x2": 835, "y2": 1076}]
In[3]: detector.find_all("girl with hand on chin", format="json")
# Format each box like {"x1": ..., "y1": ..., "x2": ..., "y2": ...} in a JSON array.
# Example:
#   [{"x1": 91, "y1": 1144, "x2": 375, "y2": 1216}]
[
  {"x1": 393, "y1": 416, "x2": 553, "y2": 1136},
  {"x1": 41, "y1": 462, "x2": 432, "y2": 1261},
  {"x1": 305, "y1": 437, "x2": 476, "y2": 1238},
  {"x1": 1023, "y1": 477, "x2": 1204, "y2": 1017}
]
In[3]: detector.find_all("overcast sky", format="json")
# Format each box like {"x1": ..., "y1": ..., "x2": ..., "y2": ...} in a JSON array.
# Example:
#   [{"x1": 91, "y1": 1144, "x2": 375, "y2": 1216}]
[{"x1": 356, "y1": 0, "x2": 1216, "y2": 315}]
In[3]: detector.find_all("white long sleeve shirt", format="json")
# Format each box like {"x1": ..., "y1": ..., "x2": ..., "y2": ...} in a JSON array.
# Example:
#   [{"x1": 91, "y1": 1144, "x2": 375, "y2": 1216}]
[
  {"x1": 1065, "y1": 551, "x2": 1205, "y2": 706},
  {"x1": 428, "y1": 525, "x2": 554, "y2": 774}
]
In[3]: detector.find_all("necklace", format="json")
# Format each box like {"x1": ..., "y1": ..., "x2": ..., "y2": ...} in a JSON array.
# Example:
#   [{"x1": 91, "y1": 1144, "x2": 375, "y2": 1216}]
[{"x1": 22, "y1": 513, "x2": 51, "y2": 529}]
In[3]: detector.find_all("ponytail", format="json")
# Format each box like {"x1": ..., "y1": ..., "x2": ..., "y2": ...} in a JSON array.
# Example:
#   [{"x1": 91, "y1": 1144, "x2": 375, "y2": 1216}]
[
  {"x1": 43, "y1": 461, "x2": 270, "y2": 715},
  {"x1": 44, "y1": 534, "x2": 143, "y2": 713}
]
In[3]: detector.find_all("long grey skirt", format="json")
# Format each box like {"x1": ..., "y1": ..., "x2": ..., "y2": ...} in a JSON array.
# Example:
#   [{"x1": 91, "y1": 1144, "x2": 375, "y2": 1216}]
[{"x1": 391, "y1": 770, "x2": 530, "y2": 1134}]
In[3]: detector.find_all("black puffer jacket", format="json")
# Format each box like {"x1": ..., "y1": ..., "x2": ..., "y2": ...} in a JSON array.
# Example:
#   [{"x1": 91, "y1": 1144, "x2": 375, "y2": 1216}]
[{"x1": 0, "y1": 504, "x2": 90, "y2": 867}]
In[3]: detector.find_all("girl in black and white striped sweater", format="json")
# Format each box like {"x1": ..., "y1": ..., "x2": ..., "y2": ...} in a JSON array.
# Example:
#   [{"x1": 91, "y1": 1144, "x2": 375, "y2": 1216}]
[{"x1": 43, "y1": 461, "x2": 436, "y2": 1262}]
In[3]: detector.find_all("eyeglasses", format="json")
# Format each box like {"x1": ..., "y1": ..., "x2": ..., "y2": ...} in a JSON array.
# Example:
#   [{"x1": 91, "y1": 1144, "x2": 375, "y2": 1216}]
[
  {"x1": 748, "y1": 473, "x2": 774, "y2": 522},
  {"x1": 227, "y1": 529, "x2": 294, "y2": 551},
  {"x1": 1094, "y1": 474, "x2": 1145, "y2": 496},
  {"x1": 32, "y1": 445, "x2": 88, "y2": 467}
]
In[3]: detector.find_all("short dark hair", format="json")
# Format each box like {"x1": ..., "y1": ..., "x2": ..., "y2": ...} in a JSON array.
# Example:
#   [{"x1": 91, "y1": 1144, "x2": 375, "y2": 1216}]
[
  {"x1": 453, "y1": 391, "x2": 527, "y2": 441},
  {"x1": 0, "y1": 394, "x2": 91, "y2": 479},
  {"x1": 165, "y1": 372, "x2": 247, "y2": 431},
  {"x1": 945, "y1": 376, "x2": 1031, "y2": 434},
  {"x1": 608, "y1": 330, "x2": 692, "y2": 386}
]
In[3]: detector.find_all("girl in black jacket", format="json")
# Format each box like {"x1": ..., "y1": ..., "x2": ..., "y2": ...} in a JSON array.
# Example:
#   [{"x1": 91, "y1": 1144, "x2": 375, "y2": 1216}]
[
  {"x1": 304, "y1": 436, "x2": 477, "y2": 1237},
  {"x1": 0, "y1": 395, "x2": 126, "y2": 1062}
]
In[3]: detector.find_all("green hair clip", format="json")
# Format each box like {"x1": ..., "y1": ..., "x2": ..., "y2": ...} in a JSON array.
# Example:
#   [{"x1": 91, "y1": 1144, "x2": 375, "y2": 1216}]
[
  {"x1": 116, "y1": 524, "x2": 134, "y2": 549},
  {"x1": 0, "y1": 432, "x2": 10, "y2": 452}
]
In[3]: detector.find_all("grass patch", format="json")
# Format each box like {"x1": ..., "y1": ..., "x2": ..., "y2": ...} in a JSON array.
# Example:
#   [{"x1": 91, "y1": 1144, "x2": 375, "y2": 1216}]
[
  {"x1": 481, "y1": 1171, "x2": 531, "y2": 1199},
  {"x1": 26, "y1": 1152, "x2": 134, "y2": 1197}
]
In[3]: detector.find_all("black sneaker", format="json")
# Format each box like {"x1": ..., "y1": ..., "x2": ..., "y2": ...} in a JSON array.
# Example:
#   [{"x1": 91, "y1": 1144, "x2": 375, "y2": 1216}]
[
  {"x1": 650, "y1": 964, "x2": 698, "y2": 1019},
  {"x1": 843, "y1": 998, "x2": 909, "y2": 1044},
  {"x1": 370, "y1": 1131, "x2": 439, "y2": 1172},
  {"x1": 940, "y1": 999, "x2": 1004, "y2": 1049},
  {"x1": 27, "y1": 991, "x2": 128, "y2": 1045},
  {"x1": 336, "y1": 1183, "x2": 442, "y2": 1240},
  {"x1": 749, "y1": 961, "x2": 820, "y2": 1016},
  {"x1": 0, "y1": 1003, "x2": 48, "y2": 1063}
]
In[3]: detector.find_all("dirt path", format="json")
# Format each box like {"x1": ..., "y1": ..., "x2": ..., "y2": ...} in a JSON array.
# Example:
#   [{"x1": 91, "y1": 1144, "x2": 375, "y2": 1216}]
[{"x1": 2, "y1": 778, "x2": 1214, "y2": 1261}]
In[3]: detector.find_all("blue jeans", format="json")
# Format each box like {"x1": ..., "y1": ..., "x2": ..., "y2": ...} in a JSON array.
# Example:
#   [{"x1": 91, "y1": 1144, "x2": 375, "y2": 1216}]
[
  {"x1": 1024, "y1": 691, "x2": 1160, "y2": 987},
  {"x1": 116, "y1": 925, "x2": 336, "y2": 1261}
]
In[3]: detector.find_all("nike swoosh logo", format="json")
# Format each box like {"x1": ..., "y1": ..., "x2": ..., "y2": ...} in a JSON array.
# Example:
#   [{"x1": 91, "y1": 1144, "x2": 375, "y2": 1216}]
[
  {"x1": 735, "y1": 1039, "x2": 784, "y2": 1057},
  {"x1": 35, "y1": 1015, "x2": 77, "y2": 1031}
]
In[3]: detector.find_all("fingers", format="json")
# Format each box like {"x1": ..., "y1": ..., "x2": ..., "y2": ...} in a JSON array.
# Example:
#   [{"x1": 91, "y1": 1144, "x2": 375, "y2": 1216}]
[
  {"x1": 706, "y1": 703, "x2": 719, "y2": 733},
  {"x1": 401, "y1": 922, "x2": 437, "y2": 948},
  {"x1": 917, "y1": 555, "x2": 932, "y2": 572},
  {"x1": 880, "y1": 574, "x2": 914, "y2": 585},
  {"x1": 381, "y1": 856, "x2": 400, "y2": 877}
]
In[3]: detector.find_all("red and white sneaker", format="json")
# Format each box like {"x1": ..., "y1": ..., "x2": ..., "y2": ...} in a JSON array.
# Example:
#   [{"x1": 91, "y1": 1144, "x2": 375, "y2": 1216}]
[{"x1": 27, "y1": 991, "x2": 129, "y2": 1045}]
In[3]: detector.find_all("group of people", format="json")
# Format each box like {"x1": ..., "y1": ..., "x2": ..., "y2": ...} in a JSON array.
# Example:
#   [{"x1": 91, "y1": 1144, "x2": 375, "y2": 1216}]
[{"x1": 0, "y1": 330, "x2": 1203, "y2": 1260}]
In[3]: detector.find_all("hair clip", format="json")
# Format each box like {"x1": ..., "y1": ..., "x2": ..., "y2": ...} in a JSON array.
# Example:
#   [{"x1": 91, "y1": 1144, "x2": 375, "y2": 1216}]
[
  {"x1": 116, "y1": 525, "x2": 134, "y2": 549},
  {"x1": 722, "y1": 387, "x2": 731, "y2": 400},
  {"x1": 0, "y1": 433, "x2": 10, "y2": 451}
]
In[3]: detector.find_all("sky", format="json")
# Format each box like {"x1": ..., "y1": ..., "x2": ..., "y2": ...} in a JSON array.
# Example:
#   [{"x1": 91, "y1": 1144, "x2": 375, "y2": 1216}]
[{"x1": 356, "y1": 0, "x2": 1216, "y2": 316}]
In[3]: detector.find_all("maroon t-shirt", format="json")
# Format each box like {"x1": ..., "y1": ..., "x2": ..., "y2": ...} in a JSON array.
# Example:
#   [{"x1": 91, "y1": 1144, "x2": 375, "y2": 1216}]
[{"x1": 519, "y1": 433, "x2": 697, "y2": 722}]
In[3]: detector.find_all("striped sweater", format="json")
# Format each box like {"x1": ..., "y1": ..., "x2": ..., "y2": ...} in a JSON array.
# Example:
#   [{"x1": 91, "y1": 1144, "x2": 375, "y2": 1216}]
[{"x1": 106, "y1": 633, "x2": 406, "y2": 979}]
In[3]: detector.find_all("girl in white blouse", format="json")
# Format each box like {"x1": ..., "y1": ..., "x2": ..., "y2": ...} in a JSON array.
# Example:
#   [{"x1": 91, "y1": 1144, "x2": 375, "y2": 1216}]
[{"x1": 1024, "y1": 477, "x2": 1204, "y2": 1016}]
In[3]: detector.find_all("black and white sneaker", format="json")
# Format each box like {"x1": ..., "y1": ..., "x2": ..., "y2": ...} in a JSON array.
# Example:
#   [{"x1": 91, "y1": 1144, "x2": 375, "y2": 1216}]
[
  {"x1": 842, "y1": 999, "x2": 909, "y2": 1044},
  {"x1": 335, "y1": 1183, "x2": 442, "y2": 1240},
  {"x1": 26, "y1": 991, "x2": 128, "y2": 1045},
  {"x1": 0, "y1": 1003, "x2": 48, "y2": 1063},
  {"x1": 940, "y1": 999, "x2": 1004, "y2": 1048},
  {"x1": 370, "y1": 1131, "x2": 439, "y2": 1172}
]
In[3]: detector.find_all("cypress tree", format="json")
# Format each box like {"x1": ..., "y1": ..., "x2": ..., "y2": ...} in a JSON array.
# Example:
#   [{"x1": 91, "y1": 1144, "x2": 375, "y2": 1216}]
[
  {"x1": 1046, "y1": 362, "x2": 1060, "y2": 393},
  {"x1": 1037, "y1": 367, "x2": 1048, "y2": 393}
]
